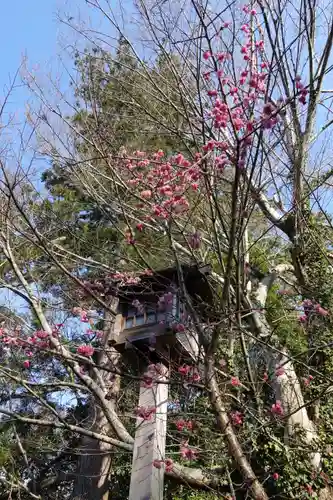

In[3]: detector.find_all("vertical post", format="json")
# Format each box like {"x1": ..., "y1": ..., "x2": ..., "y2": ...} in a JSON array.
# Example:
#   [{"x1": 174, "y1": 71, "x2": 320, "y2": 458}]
[{"x1": 129, "y1": 364, "x2": 169, "y2": 500}]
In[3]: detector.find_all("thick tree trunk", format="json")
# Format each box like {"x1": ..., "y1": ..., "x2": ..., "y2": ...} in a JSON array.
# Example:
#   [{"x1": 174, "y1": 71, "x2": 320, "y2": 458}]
[
  {"x1": 71, "y1": 304, "x2": 121, "y2": 500},
  {"x1": 71, "y1": 407, "x2": 113, "y2": 500}
]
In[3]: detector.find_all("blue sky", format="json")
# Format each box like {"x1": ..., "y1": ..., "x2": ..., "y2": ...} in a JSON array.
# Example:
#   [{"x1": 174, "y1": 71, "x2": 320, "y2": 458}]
[
  {"x1": 0, "y1": 1, "x2": 62, "y2": 113},
  {"x1": 0, "y1": 1, "x2": 75, "y2": 315}
]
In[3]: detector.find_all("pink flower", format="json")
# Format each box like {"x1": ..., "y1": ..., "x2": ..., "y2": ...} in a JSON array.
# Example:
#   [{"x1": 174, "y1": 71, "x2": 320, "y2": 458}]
[
  {"x1": 142, "y1": 375, "x2": 153, "y2": 389},
  {"x1": 52, "y1": 327, "x2": 60, "y2": 337},
  {"x1": 186, "y1": 420, "x2": 194, "y2": 431},
  {"x1": 153, "y1": 459, "x2": 163, "y2": 469},
  {"x1": 299, "y1": 314, "x2": 307, "y2": 323},
  {"x1": 231, "y1": 411, "x2": 243, "y2": 426},
  {"x1": 263, "y1": 372, "x2": 269, "y2": 382},
  {"x1": 136, "y1": 406, "x2": 156, "y2": 421},
  {"x1": 141, "y1": 190, "x2": 152, "y2": 199},
  {"x1": 3, "y1": 336, "x2": 17, "y2": 346},
  {"x1": 178, "y1": 365, "x2": 191, "y2": 376},
  {"x1": 231, "y1": 376, "x2": 241, "y2": 387},
  {"x1": 305, "y1": 484, "x2": 314, "y2": 495},
  {"x1": 36, "y1": 330, "x2": 48, "y2": 339},
  {"x1": 136, "y1": 223, "x2": 143, "y2": 231},
  {"x1": 165, "y1": 458, "x2": 173, "y2": 472},
  {"x1": 175, "y1": 419, "x2": 186, "y2": 431},
  {"x1": 272, "y1": 472, "x2": 279, "y2": 481},
  {"x1": 315, "y1": 304, "x2": 329, "y2": 317},
  {"x1": 271, "y1": 400, "x2": 283, "y2": 416},
  {"x1": 275, "y1": 366, "x2": 285, "y2": 377},
  {"x1": 80, "y1": 311, "x2": 89, "y2": 323},
  {"x1": 203, "y1": 50, "x2": 212, "y2": 60},
  {"x1": 77, "y1": 345, "x2": 94, "y2": 357},
  {"x1": 134, "y1": 150, "x2": 145, "y2": 157},
  {"x1": 174, "y1": 153, "x2": 184, "y2": 165},
  {"x1": 23, "y1": 360, "x2": 30, "y2": 369},
  {"x1": 303, "y1": 375, "x2": 313, "y2": 386},
  {"x1": 175, "y1": 323, "x2": 186, "y2": 332},
  {"x1": 180, "y1": 443, "x2": 198, "y2": 460},
  {"x1": 191, "y1": 371, "x2": 201, "y2": 383}
]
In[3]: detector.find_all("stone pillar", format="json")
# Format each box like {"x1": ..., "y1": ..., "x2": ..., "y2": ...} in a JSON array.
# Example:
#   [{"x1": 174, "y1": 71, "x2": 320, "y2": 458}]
[{"x1": 128, "y1": 364, "x2": 168, "y2": 500}]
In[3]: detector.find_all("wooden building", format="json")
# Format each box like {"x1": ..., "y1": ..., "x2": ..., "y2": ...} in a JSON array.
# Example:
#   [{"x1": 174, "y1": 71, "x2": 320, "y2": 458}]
[{"x1": 109, "y1": 263, "x2": 212, "y2": 500}]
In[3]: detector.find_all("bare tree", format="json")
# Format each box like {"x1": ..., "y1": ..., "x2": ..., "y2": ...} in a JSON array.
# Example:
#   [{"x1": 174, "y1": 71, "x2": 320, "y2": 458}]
[{"x1": 0, "y1": 0, "x2": 333, "y2": 498}]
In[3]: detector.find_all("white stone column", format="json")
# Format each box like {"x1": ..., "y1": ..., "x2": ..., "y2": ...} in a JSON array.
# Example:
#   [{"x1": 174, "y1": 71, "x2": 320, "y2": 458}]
[{"x1": 128, "y1": 364, "x2": 169, "y2": 500}]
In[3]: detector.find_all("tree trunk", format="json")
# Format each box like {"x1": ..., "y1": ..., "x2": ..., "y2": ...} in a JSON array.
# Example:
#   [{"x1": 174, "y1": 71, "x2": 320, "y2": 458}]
[
  {"x1": 71, "y1": 406, "x2": 114, "y2": 500},
  {"x1": 270, "y1": 351, "x2": 321, "y2": 469},
  {"x1": 71, "y1": 304, "x2": 121, "y2": 500}
]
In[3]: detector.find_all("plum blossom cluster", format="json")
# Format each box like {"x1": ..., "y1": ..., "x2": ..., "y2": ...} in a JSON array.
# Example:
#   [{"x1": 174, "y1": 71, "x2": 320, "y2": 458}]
[
  {"x1": 86, "y1": 329, "x2": 103, "y2": 339},
  {"x1": 141, "y1": 363, "x2": 167, "y2": 389},
  {"x1": 72, "y1": 307, "x2": 89, "y2": 322},
  {"x1": 109, "y1": 272, "x2": 142, "y2": 286},
  {"x1": 77, "y1": 344, "x2": 95, "y2": 357},
  {"x1": 136, "y1": 406, "x2": 157, "y2": 421},
  {"x1": 295, "y1": 75, "x2": 308, "y2": 104},
  {"x1": 174, "y1": 419, "x2": 194, "y2": 432},
  {"x1": 0, "y1": 324, "x2": 64, "y2": 369},
  {"x1": 271, "y1": 400, "x2": 283, "y2": 416},
  {"x1": 114, "y1": 5, "x2": 311, "y2": 252},
  {"x1": 230, "y1": 411, "x2": 243, "y2": 426},
  {"x1": 231, "y1": 376, "x2": 241, "y2": 387},
  {"x1": 302, "y1": 375, "x2": 314, "y2": 387},
  {"x1": 180, "y1": 441, "x2": 198, "y2": 461},
  {"x1": 178, "y1": 364, "x2": 201, "y2": 383},
  {"x1": 72, "y1": 307, "x2": 100, "y2": 325},
  {"x1": 197, "y1": 8, "x2": 309, "y2": 183},
  {"x1": 275, "y1": 366, "x2": 285, "y2": 377},
  {"x1": 173, "y1": 322, "x2": 186, "y2": 333},
  {"x1": 153, "y1": 458, "x2": 173, "y2": 472},
  {"x1": 202, "y1": 18, "x2": 275, "y2": 126},
  {"x1": 299, "y1": 299, "x2": 329, "y2": 323},
  {"x1": 118, "y1": 149, "x2": 204, "y2": 231}
]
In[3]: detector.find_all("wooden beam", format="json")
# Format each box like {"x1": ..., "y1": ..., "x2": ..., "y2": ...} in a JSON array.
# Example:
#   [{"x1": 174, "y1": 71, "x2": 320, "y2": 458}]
[
  {"x1": 129, "y1": 364, "x2": 169, "y2": 500},
  {"x1": 176, "y1": 329, "x2": 199, "y2": 360}
]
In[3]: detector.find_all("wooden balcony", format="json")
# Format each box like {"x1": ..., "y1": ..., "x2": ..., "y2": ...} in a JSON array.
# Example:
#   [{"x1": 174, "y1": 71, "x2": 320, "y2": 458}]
[{"x1": 108, "y1": 263, "x2": 212, "y2": 360}]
